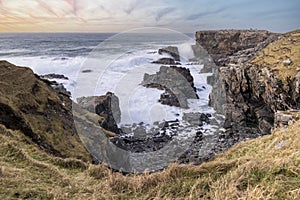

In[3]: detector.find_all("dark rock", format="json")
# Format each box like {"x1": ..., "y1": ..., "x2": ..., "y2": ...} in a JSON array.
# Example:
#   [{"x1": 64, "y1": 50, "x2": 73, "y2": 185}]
[
  {"x1": 158, "y1": 46, "x2": 180, "y2": 61},
  {"x1": 159, "y1": 90, "x2": 180, "y2": 107},
  {"x1": 152, "y1": 58, "x2": 180, "y2": 65},
  {"x1": 81, "y1": 69, "x2": 93, "y2": 73},
  {"x1": 109, "y1": 119, "x2": 179, "y2": 153},
  {"x1": 183, "y1": 113, "x2": 210, "y2": 126},
  {"x1": 77, "y1": 92, "x2": 121, "y2": 134},
  {"x1": 198, "y1": 30, "x2": 300, "y2": 137},
  {"x1": 40, "y1": 73, "x2": 69, "y2": 80},
  {"x1": 142, "y1": 66, "x2": 199, "y2": 108}
]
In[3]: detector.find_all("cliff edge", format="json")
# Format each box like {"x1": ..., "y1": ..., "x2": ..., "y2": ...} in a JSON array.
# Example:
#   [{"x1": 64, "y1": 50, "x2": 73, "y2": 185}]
[
  {"x1": 196, "y1": 29, "x2": 300, "y2": 134},
  {"x1": 0, "y1": 61, "x2": 91, "y2": 162}
]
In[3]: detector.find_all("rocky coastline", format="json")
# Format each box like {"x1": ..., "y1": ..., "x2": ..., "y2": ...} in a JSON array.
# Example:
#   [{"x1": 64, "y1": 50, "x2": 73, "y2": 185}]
[
  {"x1": 0, "y1": 29, "x2": 299, "y2": 172},
  {"x1": 196, "y1": 30, "x2": 300, "y2": 135}
]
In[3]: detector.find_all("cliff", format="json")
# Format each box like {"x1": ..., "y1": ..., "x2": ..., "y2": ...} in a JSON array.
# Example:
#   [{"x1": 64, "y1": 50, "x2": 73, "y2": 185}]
[
  {"x1": 0, "y1": 30, "x2": 299, "y2": 199},
  {"x1": 195, "y1": 30, "x2": 279, "y2": 66},
  {"x1": 0, "y1": 61, "x2": 91, "y2": 162},
  {"x1": 196, "y1": 30, "x2": 300, "y2": 134}
]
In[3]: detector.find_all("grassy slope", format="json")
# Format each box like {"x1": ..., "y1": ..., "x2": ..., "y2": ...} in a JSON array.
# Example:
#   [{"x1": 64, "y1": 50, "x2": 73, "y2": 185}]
[
  {"x1": 1, "y1": 30, "x2": 299, "y2": 199},
  {"x1": 0, "y1": 120, "x2": 299, "y2": 200},
  {"x1": 0, "y1": 61, "x2": 91, "y2": 162},
  {"x1": 252, "y1": 30, "x2": 300, "y2": 81}
]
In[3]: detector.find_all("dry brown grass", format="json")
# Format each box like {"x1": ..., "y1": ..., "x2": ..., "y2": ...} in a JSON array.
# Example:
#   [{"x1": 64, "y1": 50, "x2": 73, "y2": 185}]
[
  {"x1": 252, "y1": 30, "x2": 300, "y2": 81},
  {"x1": 0, "y1": 120, "x2": 299, "y2": 199}
]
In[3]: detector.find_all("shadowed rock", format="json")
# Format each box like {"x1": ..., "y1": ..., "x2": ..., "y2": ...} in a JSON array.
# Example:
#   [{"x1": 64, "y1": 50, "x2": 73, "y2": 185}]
[
  {"x1": 142, "y1": 66, "x2": 199, "y2": 108},
  {"x1": 77, "y1": 92, "x2": 121, "y2": 134}
]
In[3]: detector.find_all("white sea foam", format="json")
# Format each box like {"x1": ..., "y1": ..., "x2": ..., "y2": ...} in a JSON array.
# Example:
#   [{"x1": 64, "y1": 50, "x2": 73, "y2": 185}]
[{"x1": 5, "y1": 40, "x2": 218, "y2": 135}]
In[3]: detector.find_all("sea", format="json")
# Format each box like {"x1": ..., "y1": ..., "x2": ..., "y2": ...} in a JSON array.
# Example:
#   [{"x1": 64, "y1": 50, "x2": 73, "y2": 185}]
[
  {"x1": 0, "y1": 30, "x2": 215, "y2": 127},
  {"x1": 0, "y1": 29, "x2": 223, "y2": 172}
]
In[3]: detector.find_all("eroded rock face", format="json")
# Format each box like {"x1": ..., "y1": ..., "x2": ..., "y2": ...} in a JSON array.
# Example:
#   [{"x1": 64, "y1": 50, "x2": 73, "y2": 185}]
[
  {"x1": 195, "y1": 30, "x2": 279, "y2": 67},
  {"x1": 142, "y1": 65, "x2": 199, "y2": 108},
  {"x1": 0, "y1": 60, "x2": 91, "y2": 161},
  {"x1": 198, "y1": 29, "x2": 300, "y2": 135},
  {"x1": 77, "y1": 92, "x2": 121, "y2": 134}
]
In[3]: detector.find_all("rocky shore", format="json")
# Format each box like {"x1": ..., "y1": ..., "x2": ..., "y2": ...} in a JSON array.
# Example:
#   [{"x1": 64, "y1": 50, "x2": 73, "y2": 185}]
[{"x1": 0, "y1": 29, "x2": 299, "y2": 173}]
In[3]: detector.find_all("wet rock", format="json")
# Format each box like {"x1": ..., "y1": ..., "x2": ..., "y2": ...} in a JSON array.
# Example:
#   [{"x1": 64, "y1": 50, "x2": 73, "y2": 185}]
[
  {"x1": 158, "y1": 46, "x2": 180, "y2": 61},
  {"x1": 110, "y1": 120, "x2": 179, "y2": 153},
  {"x1": 50, "y1": 82, "x2": 71, "y2": 97},
  {"x1": 133, "y1": 126, "x2": 147, "y2": 138},
  {"x1": 142, "y1": 65, "x2": 198, "y2": 108},
  {"x1": 40, "y1": 73, "x2": 69, "y2": 80},
  {"x1": 81, "y1": 69, "x2": 92, "y2": 73},
  {"x1": 159, "y1": 90, "x2": 180, "y2": 107},
  {"x1": 178, "y1": 125, "x2": 261, "y2": 165},
  {"x1": 152, "y1": 58, "x2": 180, "y2": 65},
  {"x1": 182, "y1": 113, "x2": 210, "y2": 126}
]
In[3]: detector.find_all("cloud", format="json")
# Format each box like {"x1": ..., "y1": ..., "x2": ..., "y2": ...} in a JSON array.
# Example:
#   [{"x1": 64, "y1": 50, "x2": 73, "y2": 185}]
[
  {"x1": 36, "y1": 0, "x2": 59, "y2": 17},
  {"x1": 64, "y1": 0, "x2": 77, "y2": 15},
  {"x1": 123, "y1": 0, "x2": 141, "y2": 15},
  {"x1": 186, "y1": 7, "x2": 227, "y2": 20},
  {"x1": 155, "y1": 7, "x2": 176, "y2": 22}
]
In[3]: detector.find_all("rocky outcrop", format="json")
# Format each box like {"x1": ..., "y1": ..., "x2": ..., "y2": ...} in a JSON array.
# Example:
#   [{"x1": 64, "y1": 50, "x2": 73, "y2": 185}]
[
  {"x1": 77, "y1": 92, "x2": 121, "y2": 134},
  {"x1": 195, "y1": 30, "x2": 279, "y2": 67},
  {"x1": 0, "y1": 60, "x2": 91, "y2": 161},
  {"x1": 152, "y1": 46, "x2": 181, "y2": 65},
  {"x1": 142, "y1": 65, "x2": 199, "y2": 108},
  {"x1": 274, "y1": 110, "x2": 299, "y2": 128},
  {"x1": 158, "y1": 46, "x2": 180, "y2": 61},
  {"x1": 40, "y1": 73, "x2": 69, "y2": 80},
  {"x1": 197, "y1": 29, "x2": 300, "y2": 135}
]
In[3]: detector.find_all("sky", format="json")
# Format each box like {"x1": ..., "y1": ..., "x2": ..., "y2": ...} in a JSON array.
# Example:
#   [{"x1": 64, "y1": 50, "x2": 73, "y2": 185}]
[{"x1": 0, "y1": 0, "x2": 299, "y2": 33}]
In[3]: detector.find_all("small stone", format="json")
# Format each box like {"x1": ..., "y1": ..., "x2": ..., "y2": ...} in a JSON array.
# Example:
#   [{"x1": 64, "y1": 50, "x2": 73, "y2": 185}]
[
  {"x1": 283, "y1": 59, "x2": 292, "y2": 66},
  {"x1": 133, "y1": 126, "x2": 147, "y2": 138},
  {"x1": 82, "y1": 69, "x2": 92, "y2": 73}
]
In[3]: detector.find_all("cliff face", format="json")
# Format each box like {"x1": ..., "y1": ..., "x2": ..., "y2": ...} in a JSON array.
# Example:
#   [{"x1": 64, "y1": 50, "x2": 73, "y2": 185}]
[
  {"x1": 0, "y1": 61, "x2": 91, "y2": 161},
  {"x1": 196, "y1": 30, "x2": 300, "y2": 134},
  {"x1": 195, "y1": 30, "x2": 279, "y2": 67}
]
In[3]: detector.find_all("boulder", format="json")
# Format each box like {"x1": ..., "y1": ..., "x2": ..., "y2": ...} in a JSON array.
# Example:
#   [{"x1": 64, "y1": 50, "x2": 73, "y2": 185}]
[
  {"x1": 142, "y1": 66, "x2": 199, "y2": 108},
  {"x1": 77, "y1": 92, "x2": 121, "y2": 134}
]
